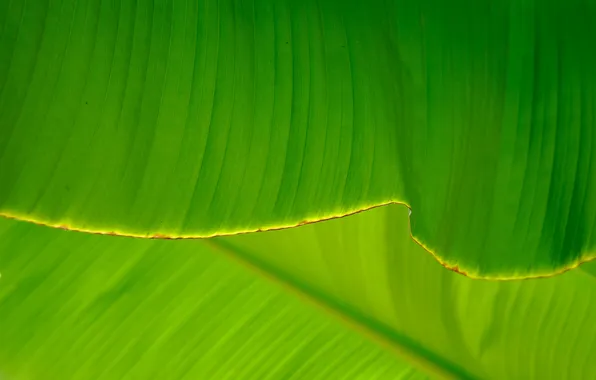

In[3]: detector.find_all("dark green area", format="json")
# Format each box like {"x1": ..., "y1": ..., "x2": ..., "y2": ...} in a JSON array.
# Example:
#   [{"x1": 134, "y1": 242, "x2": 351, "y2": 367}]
[{"x1": 1, "y1": 0, "x2": 595, "y2": 276}]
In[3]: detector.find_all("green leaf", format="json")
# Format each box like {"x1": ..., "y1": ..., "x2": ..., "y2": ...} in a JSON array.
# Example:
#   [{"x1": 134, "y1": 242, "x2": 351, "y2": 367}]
[
  {"x1": 2, "y1": 205, "x2": 595, "y2": 379},
  {"x1": 220, "y1": 205, "x2": 596, "y2": 378},
  {"x1": 1, "y1": 0, "x2": 595, "y2": 275},
  {"x1": 0, "y1": 216, "x2": 427, "y2": 380}
]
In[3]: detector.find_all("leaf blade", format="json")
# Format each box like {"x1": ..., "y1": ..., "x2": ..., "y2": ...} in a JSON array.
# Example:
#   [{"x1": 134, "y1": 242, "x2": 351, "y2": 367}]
[
  {"x1": 0, "y1": 216, "x2": 427, "y2": 380},
  {"x1": 2, "y1": 0, "x2": 596, "y2": 276},
  {"x1": 2, "y1": 204, "x2": 596, "y2": 379}
]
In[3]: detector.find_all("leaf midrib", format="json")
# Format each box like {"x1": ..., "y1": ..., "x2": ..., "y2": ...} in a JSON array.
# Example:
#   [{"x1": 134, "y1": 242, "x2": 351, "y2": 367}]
[{"x1": 206, "y1": 238, "x2": 480, "y2": 380}]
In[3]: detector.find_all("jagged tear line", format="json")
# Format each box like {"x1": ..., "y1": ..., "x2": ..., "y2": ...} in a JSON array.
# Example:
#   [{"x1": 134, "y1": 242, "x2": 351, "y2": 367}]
[{"x1": 0, "y1": 201, "x2": 594, "y2": 281}]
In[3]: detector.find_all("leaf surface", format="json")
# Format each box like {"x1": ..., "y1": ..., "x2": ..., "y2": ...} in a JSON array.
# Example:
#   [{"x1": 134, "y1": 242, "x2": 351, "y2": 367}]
[
  {"x1": 1, "y1": 206, "x2": 595, "y2": 379},
  {"x1": 0, "y1": 216, "x2": 426, "y2": 380},
  {"x1": 220, "y1": 205, "x2": 596, "y2": 379},
  {"x1": 1, "y1": 0, "x2": 595, "y2": 275}
]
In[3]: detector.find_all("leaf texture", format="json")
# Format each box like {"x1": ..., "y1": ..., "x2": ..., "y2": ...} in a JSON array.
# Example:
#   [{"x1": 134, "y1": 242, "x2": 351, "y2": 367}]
[
  {"x1": 0, "y1": 217, "x2": 427, "y2": 380},
  {"x1": 219, "y1": 205, "x2": 596, "y2": 379},
  {"x1": 1, "y1": 205, "x2": 595, "y2": 379},
  {"x1": 1, "y1": 0, "x2": 595, "y2": 276}
]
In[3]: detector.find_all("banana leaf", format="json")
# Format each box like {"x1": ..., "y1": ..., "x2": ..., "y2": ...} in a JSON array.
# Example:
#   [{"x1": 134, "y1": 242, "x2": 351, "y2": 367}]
[
  {"x1": 1, "y1": 206, "x2": 595, "y2": 379},
  {"x1": 2, "y1": 0, "x2": 595, "y2": 277}
]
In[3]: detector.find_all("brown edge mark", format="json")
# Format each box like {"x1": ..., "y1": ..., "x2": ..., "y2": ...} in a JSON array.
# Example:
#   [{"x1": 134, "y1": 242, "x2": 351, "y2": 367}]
[
  {"x1": 150, "y1": 233, "x2": 174, "y2": 240},
  {"x1": 1, "y1": 201, "x2": 595, "y2": 281},
  {"x1": 444, "y1": 265, "x2": 469, "y2": 277}
]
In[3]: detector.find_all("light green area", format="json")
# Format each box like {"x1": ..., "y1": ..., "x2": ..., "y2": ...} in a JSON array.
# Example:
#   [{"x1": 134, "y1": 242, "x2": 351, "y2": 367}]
[
  {"x1": 0, "y1": 215, "x2": 427, "y2": 380},
  {"x1": 1, "y1": 0, "x2": 596, "y2": 277},
  {"x1": 221, "y1": 205, "x2": 596, "y2": 379},
  {"x1": 1, "y1": 205, "x2": 595, "y2": 379}
]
